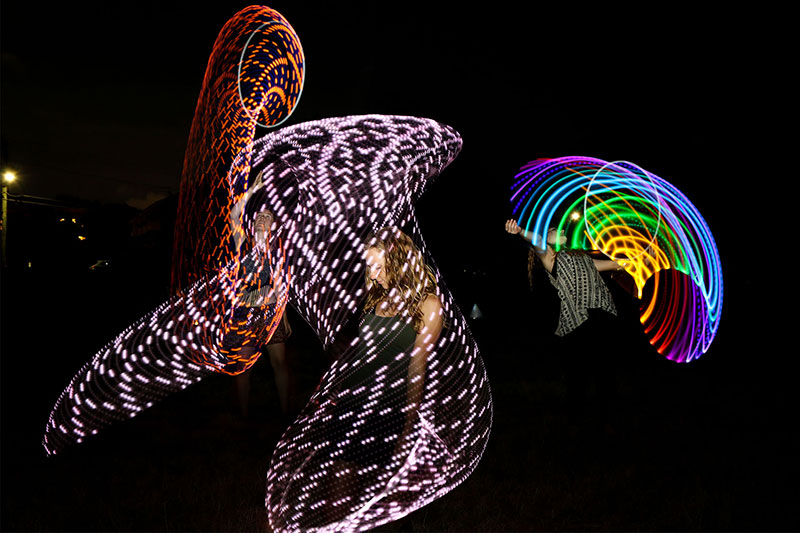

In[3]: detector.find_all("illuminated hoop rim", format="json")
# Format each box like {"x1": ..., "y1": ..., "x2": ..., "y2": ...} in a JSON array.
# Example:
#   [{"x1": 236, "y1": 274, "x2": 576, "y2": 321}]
[
  {"x1": 237, "y1": 20, "x2": 305, "y2": 129},
  {"x1": 584, "y1": 160, "x2": 664, "y2": 262}
]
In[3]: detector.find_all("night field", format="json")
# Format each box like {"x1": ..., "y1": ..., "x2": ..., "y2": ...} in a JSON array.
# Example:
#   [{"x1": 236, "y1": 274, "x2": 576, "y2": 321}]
[
  {"x1": 1, "y1": 1, "x2": 791, "y2": 531},
  {"x1": 1, "y1": 241, "x2": 794, "y2": 531}
]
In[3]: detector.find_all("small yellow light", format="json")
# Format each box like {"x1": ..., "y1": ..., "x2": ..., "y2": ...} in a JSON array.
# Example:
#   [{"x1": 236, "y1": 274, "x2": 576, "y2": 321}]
[
  {"x1": 570, "y1": 211, "x2": 581, "y2": 221},
  {"x1": 2, "y1": 171, "x2": 16, "y2": 183},
  {"x1": 71, "y1": 218, "x2": 77, "y2": 224},
  {"x1": 78, "y1": 235, "x2": 86, "y2": 241}
]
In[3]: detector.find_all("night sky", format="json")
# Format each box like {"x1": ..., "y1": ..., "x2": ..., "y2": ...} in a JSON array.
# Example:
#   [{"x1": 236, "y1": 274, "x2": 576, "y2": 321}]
[
  {"x1": 3, "y1": 2, "x2": 757, "y2": 206},
  {"x1": 1, "y1": 0, "x2": 775, "y2": 329},
  {"x1": 1, "y1": 1, "x2": 791, "y2": 530},
  {"x1": 3, "y1": 1, "x2": 769, "y2": 278}
]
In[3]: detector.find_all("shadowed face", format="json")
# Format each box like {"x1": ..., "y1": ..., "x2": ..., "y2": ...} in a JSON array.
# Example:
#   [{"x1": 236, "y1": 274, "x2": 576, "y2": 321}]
[
  {"x1": 365, "y1": 247, "x2": 388, "y2": 289},
  {"x1": 547, "y1": 228, "x2": 566, "y2": 246},
  {"x1": 254, "y1": 210, "x2": 274, "y2": 243}
]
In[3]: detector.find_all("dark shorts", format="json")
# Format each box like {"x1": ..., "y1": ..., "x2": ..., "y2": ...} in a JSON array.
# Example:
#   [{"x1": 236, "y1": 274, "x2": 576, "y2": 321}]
[
  {"x1": 268, "y1": 316, "x2": 289, "y2": 345},
  {"x1": 221, "y1": 307, "x2": 289, "y2": 351}
]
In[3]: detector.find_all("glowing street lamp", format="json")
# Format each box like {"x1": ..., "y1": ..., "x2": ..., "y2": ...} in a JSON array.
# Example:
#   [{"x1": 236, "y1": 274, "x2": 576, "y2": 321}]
[{"x1": 2, "y1": 171, "x2": 17, "y2": 267}]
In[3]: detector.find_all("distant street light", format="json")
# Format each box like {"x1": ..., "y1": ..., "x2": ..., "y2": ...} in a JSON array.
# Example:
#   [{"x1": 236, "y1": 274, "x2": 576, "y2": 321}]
[{"x1": 2, "y1": 170, "x2": 18, "y2": 268}]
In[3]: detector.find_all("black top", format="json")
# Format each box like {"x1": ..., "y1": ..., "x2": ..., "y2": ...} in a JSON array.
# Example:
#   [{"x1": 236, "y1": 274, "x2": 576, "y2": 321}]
[
  {"x1": 237, "y1": 249, "x2": 272, "y2": 306},
  {"x1": 339, "y1": 312, "x2": 417, "y2": 389}
]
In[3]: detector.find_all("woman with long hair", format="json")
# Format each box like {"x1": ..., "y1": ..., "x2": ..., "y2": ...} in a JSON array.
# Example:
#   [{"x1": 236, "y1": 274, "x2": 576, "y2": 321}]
[
  {"x1": 505, "y1": 219, "x2": 624, "y2": 333},
  {"x1": 360, "y1": 226, "x2": 444, "y2": 438},
  {"x1": 505, "y1": 218, "x2": 626, "y2": 433},
  {"x1": 338, "y1": 226, "x2": 443, "y2": 448},
  {"x1": 323, "y1": 226, "x2": 444, "y2": 521}
]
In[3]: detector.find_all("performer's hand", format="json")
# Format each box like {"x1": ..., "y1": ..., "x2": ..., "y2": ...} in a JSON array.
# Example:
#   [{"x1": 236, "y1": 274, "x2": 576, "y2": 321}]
[
  {"x1": 505, "y1": 219, "x2": 522, "y2": 235},
  {"x1": 251, "y1": 170, "x2": 264, "y2": 190},
  {"x1": 232, "y1": 172, "x2": 267, "y2": 219}
]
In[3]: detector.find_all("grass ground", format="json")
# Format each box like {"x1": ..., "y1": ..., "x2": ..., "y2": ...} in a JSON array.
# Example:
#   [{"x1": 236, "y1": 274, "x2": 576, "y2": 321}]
[{"x1": 2, "y1": 265, "x2": 797, "y2": 531}]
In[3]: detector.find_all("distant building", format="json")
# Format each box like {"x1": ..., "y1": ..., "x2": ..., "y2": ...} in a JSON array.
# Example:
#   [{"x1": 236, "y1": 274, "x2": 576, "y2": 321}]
[
  {"x1": 129, "y1": 193, "x2": 177, "y2": 241},
  {"x1": 5, "y1": 194, "x2": 139, "y2": 272}
]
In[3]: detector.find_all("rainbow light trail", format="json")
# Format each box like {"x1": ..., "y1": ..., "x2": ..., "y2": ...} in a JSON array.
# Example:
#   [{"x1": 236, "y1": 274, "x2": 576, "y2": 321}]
[{"x1": 511, "y1": 156, "x2": 722, "y2": 363}]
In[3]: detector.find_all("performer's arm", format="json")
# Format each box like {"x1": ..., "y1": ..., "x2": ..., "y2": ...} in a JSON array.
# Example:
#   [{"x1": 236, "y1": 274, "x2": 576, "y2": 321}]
[
  {"x1": 593, "y1": 258, "x2": 627, "y2": 272},
  {"x1": 229, "y1": 195, "x2": 248, "y2": 252},
  {"x1": 229, "y1": 172, "x2": 266, "y2": 251},
  {"x1": 593, "y1": 253, "x2": 656, "y2": 273},
  {"x1": 505, "y1": 219, "x2": 547, "y2": 254},
  {"x1": 399, "y1": 294, "x2": 443, "y2": 449}
]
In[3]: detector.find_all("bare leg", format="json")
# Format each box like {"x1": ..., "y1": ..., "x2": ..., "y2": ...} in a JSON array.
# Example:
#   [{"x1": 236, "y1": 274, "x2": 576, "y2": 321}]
[
  {"x1": 266, "y1": 342, "x2": 290, "y2": 414},
  {"x1": 232, "y1": 346, "x2": 258, "y2": 417}
]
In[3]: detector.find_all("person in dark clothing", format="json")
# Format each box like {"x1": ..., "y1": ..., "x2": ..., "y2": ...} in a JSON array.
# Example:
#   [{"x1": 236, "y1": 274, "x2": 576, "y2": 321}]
[
  {"x1": 224, "y1": 175, "x2": 293, "y2": 417},
  {"x1": 323, "y1": 226, "x2": 444, "y2": 522}
]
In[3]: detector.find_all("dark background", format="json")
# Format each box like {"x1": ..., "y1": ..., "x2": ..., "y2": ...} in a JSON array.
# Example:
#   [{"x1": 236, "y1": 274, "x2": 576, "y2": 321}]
[{"x1": 1, "y1": 1, "x2": 792, "y2": 531}]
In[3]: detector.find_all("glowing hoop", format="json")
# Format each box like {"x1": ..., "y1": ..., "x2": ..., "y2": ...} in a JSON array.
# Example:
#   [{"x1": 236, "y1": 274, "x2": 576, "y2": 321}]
[{"x1": 511, "y1": 156, "x2": 722, "y2": 363}]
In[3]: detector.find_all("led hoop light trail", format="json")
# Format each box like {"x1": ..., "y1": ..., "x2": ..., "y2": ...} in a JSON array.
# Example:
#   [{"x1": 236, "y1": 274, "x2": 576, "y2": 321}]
[
  {"x1": 170, "y1": 5, "x2": 304, "y2": 372},
  {"x1": 245, "y1": 116, "x2": 492, "y2": 532},
  {"x1": 44, "y1": 5, "x2": 303, "y2": 454},
  {"x1": 45, "y1": 5, "x2": 492, "y2": 530},
  {"x1": 41, "y1": 246, "x2": 289, "y2": 451},
  {"x1": 511, "y1": 156, "x2": 722, "y2": 363},
  {"x1": 237, "y1": 20, "x2": 304, "y2": 128},
  {"x1": 44, "y1": 114, "x2": 493, "y2": 533},
  {"x1": 171, "y1": 4, "x2": 303, "y2": 298}
]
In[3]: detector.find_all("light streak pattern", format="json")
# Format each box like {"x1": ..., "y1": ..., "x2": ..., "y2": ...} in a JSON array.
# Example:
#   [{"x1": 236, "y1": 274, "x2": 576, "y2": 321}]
[
  {"x1": 42, "y1": 240, "x2": 290, "y2": 454},
  {"x1": 249, "y1": 117, "x2": 492, "y2": 532},
  {"x1": 511, "y1": 156, "x2": 722, "y2": 362},
  {"x1": 170, "y1": 4, "x2": 303, "y2": 372},
  {"x1": 43, "y1": 115, "x2": 492, "y2": 533},
  {"x1": 44, "y1": 6, "x2": 491, "y2": 529},
  {"x1": 44, "y1": 2, "x2": 302, "y2": 454},
  {"x1": 171, "y1": 5, "x2": 304, "y2": 295}
]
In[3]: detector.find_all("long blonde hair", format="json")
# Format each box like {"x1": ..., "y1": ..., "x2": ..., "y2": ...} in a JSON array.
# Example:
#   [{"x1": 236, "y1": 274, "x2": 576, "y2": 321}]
[{"x1": 362, "y1": 227, "x2": 439, "y2": 333}]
